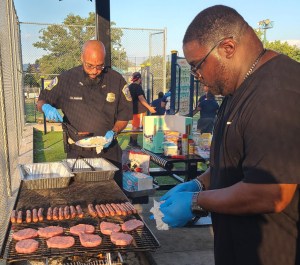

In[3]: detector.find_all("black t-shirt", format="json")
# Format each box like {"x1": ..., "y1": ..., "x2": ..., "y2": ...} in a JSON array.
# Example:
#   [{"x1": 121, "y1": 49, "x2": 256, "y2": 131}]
[
  {"x1": 210, "y1": 54, "x2": 300, "y2": 265},
  {"x1": 38, "y1": 66, "x2": 133, "y2": 162},
  {"x1": 128, "y1": 82, "x2": 148, "y2": 114}
]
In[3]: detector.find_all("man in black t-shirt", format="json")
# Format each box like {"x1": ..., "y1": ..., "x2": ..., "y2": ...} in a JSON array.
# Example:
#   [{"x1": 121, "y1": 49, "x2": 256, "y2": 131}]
[
  {"x1": 159, "y1": 5, "x2": 300, "y2": 265},
  {"x1": 37, "y1": 40, "x2": 132, "y2": 188},
  {"x1": 128, "y1": 72, "x2": 156, "y2": 147}
]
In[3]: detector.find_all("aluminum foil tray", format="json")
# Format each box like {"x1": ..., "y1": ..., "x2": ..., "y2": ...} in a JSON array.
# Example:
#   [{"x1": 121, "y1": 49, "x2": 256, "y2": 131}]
[
  {"x1": 18, "y1": 162, "x2": 73, "y2": 189},
  {"x1": 63, "y1": 158, "x2": 118, "y2": 182}
]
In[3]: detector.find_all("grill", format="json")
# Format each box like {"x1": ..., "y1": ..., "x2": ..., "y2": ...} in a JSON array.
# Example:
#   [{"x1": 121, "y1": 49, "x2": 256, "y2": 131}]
[{"x1": 2, "y1": 180, "x2": 160, "y2": 262}]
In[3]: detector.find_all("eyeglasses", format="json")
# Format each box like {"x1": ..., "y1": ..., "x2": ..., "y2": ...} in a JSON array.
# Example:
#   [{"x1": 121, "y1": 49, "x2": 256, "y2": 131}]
[
  {"x1": 84, "y1": 62, "x2": 105, "y2": 71},
  {"x1": 190, "y1": 36, "x2": 233, "y2": 79}
]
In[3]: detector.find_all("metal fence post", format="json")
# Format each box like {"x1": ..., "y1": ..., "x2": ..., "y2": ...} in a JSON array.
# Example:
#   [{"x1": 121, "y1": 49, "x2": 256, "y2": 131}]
[{"x1": 41, "y1": 76, "x2": 47, "y2": 134}]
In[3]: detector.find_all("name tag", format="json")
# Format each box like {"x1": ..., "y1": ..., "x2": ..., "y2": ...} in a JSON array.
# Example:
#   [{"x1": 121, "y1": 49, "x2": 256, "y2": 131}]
[{"x1": 69, "y1": 96, "x2": 83, "y2": 100}]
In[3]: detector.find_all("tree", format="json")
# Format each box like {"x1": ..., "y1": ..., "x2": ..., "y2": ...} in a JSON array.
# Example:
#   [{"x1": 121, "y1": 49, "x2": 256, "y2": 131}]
[
  {"x1": 255, "y1": 29, "x2": 300, "y2": 62},
  {"x1": 265, "y1": 41, "x2": 300, "y2": 62},
  {"x1": 33, "y1": 12, "x2": 126, "y2": 75},
  {"x1": 24, "y1": 63, "x2": 40, "y2": 88}
]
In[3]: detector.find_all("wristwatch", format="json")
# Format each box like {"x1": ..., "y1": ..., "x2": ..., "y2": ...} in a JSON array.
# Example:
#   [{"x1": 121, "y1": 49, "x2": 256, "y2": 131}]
[{"x1": 191, "y1": 192, "x2": 209, "y2": 217}]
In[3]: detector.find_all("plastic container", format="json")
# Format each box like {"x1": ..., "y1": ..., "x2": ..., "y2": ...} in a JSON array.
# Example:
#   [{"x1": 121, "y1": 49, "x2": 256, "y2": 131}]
[{"x1": 182, "y1": 134, "x2": 188, "y2": 155}]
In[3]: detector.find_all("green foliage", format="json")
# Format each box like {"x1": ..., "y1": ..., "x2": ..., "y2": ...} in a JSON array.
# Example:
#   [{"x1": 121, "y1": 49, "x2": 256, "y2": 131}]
[
  {"x1": 24, "y1": 63, "x2": 40, "y2": 87},
  {"x1": 265, "y1": 40, "x2": 300, "y2": 62},
  {"x1": 33, "y1": 12, "x2": 125, "y2": 75}
]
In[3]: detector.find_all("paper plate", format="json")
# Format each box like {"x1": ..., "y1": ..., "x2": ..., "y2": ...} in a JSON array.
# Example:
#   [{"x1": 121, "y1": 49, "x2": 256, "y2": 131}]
[{"x1": 75, "y1": 136, "x2": 108, "y2": 148}]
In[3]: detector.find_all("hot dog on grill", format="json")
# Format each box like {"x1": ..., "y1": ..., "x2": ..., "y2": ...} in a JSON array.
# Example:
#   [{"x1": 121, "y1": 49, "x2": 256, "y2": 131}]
[
  {"x1": 125, "y1": 202, "x2": 137, "y2": 214},
  {"x1": 95, "y1": 204, "x2": 105, "y2": 218},
  {"x1": 70, "y1": 205, "x2": 76, "y2": 219},
  {"x1": 47, "y1": 207, "x2": 53, "y2": 221},
  {"x1": 105, "y1": 204, "x2": 116, "y2": 216},
  {"x1": 99, "y1": 204, "x2": 110, "y2": 217},
  {"x1": 32, "y1": 208, "x2": 38, "y2": 223},
  {"x1": 53, "y1": 207, "x2": 59, "y2": 220},
  {"x1": 38, "y1": 208, "x2": 44, "y2": 222},
  {"x1": 120, "y1": 203, "x2": 133, "y2": 215},
  {"x1": 17, "y1": 210, "x2": 23, "y2": 224},
  {"x1": 11, "y1": 210, "x2": 17, "y2": 223},
  {"x1": 26, "y1": 210, "x2": 32, "y2": 223},
  {"x1": 64, "y1": 206, "x2": 70, "y2": 219},
  {"x1": 76, "y1": 205, "x2": 84, "y2": 218},
  {"x1": 59, "y1": 207, "x2": 64, "y2": 220},
  {"x1": 110, "y1": 203, "x2": 123, "y2": 216},
  {"x1": 88, "y1": 204, "x2": 98, "y2": 217}
]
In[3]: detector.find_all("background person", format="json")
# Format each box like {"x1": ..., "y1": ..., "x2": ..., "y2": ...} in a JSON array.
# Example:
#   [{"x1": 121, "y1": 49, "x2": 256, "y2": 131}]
[
  {"x1": 193, "y1": 86, "x2": 219, "y2": 133},
  {"x1": 36, "y1": 40, "x2": 132, "y2": 188},
  {"x1": 160, "y1": 5, "x2": 300, "y2": 265},
  {"x1": 150, "y1": 91, "x2": 165, "y2": 115},
  {"x1": 128, "y1": 72, "x2": 156, "y2": 147}
]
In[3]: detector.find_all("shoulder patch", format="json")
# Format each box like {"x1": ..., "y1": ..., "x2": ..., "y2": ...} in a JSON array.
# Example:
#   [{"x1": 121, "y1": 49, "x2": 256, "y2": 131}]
[
  {"x1": 122, "y1": 84, "x2": 132, "y2": 101},
  {"x1": 45, "y1": 77, "x2": 58, "y2": 90}
]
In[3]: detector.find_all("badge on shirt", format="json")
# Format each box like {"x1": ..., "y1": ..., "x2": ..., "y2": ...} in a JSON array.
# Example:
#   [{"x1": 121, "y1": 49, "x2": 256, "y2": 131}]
[
  {"x1": 106, "y1": 93, "x2": 116, "y2": 103},
  {"x1": 45, "y1": 77, "x2": 58, "y2": 90},
  {"x1": 122, "y1": 84, "x2": 132, "y2": 101}
]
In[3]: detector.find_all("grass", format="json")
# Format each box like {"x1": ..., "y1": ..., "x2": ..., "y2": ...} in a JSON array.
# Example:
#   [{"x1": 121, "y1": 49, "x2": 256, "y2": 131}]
[{"x1": 33, "y1": 129, "x2": 66, "y2": 162}]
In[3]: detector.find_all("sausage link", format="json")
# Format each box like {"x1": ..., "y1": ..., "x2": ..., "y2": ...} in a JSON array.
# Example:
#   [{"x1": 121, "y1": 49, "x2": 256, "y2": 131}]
[
  {"x1": 125, "y1": 202, "x2": 137, "y2": 214},
  {"x1": 88, "y1": 204, "x2": 98, "y2": 217},
  {"x1": 52, "y1": 207, "x2": 59, "y2": 220},
  {"x1": 11, "y1": 210, "x2": 17, "y2": 223},
  {"x1": 76, "y1": 205, "x2": 84, "y2": 218},
  {"x1": 17, "y1": 210, "x2": 23, "y2": 224},
  {"x1": 32, "y1": 208, "x2": 38, "y2": 223},
  {"x1": 38, "y1": 208, "x2": 44, "y2": 222},
  {"x1": 110, "y1": 203, "x2": 123, "y2": 215},
  {"x1": 95, "y1": 204, "x2": 105, "y2": 218},
  {"x1": 26, "y1": 210, "x2": 32, "y2": 223},
  {"x1": 64, "y1": 206, "x2": 70, "y2": 219},
  {"x1": 58, "y1": 207, "x2": 64, "y2": 220},
  {"x1": 105, "y1": 204, "x2": 116, "y2": 216},
  {"x1": 119, "y1": 203, "x2": 131, "y2": 215},
  {"x1": 47, "y1": 207, "x2": 53, "y2": 220},
  {"x1": 99, "y1": 204, "x2": 110, "y2": 217},
  {"x1": 70, "y1": 205, "x2": 76, "y2": 219}
]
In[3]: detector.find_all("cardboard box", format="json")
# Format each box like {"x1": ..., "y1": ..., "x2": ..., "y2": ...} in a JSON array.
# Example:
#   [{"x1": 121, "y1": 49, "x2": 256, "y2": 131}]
[
  {"x1": 143, "y1": 115, "x2": 193, "y2": 153},
  {"x1": 123, "y1": 171, "x2": 153, "y2": 191}
]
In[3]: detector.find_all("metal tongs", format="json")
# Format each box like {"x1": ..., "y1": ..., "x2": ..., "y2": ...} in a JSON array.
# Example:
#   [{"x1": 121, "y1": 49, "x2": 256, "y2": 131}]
[{"x1": 71, "y1": 156, "x2": 96, "y2": 172}]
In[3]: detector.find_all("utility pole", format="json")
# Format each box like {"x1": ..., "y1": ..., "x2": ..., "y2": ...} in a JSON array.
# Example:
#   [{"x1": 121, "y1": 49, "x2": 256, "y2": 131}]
[{"x1": 258, "y1": 19, "x2": 274, "y2": 46}]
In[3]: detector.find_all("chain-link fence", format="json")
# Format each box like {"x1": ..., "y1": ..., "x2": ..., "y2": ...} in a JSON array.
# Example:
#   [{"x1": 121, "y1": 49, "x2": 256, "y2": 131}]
[
  {"x1": 0, "y1": 0, "x2": 25, "y2": 255},
  {"x1": 19, "y1": 21, "x2": 167, "y2": 123}
]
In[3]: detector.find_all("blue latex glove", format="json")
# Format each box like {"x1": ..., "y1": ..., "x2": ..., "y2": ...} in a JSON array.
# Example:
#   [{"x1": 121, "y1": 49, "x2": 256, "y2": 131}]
[
  {"x1": 104, "y1": 130, "x2": 115, "y2": 148},
  {"x1": 42, "y1": 104, "x2": 63, "y2": 122},
  {"x1": 160, "y1": 179, "x2": 201, "y2": 201},
  {"x1": 160, "y1": 192, "x2": 195, "y2": 227}
]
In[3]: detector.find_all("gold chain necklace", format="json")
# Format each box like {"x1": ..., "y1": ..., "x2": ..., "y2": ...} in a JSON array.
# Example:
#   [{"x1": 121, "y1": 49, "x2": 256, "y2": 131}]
[{"x1": 244, "y1": 49, "x2": 266, "y2": 80}]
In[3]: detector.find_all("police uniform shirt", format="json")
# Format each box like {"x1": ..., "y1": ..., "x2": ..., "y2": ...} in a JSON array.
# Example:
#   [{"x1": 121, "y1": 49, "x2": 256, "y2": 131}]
[{"x1": 39, "y1": 66, "x2": 132, "y2": 162}]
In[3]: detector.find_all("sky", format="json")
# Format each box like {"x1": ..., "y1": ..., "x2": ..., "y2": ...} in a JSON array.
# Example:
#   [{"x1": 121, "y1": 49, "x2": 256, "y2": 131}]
[{"x1": 14, "y1": 0, "x2": 300, "y2": 60}]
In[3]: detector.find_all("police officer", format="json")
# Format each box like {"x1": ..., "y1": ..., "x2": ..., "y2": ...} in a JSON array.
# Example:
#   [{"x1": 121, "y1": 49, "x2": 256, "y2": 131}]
[{"x1": 36, "y1": 40, "x2": 133, "y2": 188}]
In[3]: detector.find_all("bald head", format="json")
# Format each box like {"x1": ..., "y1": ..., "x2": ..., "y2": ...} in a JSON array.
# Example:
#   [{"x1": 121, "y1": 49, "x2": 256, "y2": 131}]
[{"x1": 81, "y1": 40, "x2": 106, "y2": 79}]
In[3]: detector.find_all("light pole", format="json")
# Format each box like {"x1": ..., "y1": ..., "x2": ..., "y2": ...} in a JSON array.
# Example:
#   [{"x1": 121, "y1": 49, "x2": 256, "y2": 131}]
[{"x1": 258, "y1": 19, "x2": 274, "y2": 45}]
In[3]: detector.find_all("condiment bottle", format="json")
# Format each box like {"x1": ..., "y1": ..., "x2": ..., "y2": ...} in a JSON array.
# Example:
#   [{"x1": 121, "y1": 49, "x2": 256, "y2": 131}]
[
  {"x1": 177, "y1": 136, "x2": 182, "y2": 155},
  {"x1": 188, "y1": 139, "x2": 195, "y2": 155},
  {"x1": 182, "y1": 134, "x2": 188, "y2": 155}
]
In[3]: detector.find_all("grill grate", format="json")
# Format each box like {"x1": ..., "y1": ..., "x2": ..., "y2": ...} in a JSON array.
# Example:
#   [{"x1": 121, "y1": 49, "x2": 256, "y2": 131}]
[{"x1": 6, "y1": 213, "x2": 160, "y2": 262}]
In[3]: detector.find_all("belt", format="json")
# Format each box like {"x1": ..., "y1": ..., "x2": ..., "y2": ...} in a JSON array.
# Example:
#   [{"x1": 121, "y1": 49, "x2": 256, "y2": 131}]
[{"x1": 68, "y1": 144, "x2": 95, "y2": 152}]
